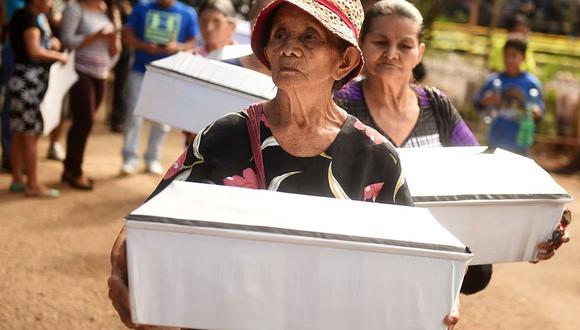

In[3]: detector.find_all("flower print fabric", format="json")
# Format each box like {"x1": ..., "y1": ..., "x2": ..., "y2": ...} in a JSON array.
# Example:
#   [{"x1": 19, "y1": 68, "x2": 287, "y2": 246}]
[{"x1": 149, "y1": 103, "x2": 413, "y2": 207}]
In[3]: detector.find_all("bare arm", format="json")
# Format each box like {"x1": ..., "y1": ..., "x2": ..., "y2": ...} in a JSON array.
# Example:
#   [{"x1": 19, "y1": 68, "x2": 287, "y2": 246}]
[
  {"x1": 24, "y1": 27, "x2": 67, "y2": 63},
  {"x1": 60, "y1": 3, "x2": 103, "y2": 50},
  {"x1": 122, "y1": 26, "x2": 154, "y2": 52},
  {"x1": 108, "y1": 31, "x2": 122, "y2": 57},
  {"x1": 107, "y1": 9, "x2": 122, "y2": 57}
]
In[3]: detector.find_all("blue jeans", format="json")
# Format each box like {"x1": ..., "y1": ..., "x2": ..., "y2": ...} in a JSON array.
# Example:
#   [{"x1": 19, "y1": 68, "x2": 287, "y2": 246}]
[
  {"x1": 1, "y1": 43, "x2": 15, "y2": 166},
  {"x1": 121, "y1": 71, "x2": 170, "y2": 164}
]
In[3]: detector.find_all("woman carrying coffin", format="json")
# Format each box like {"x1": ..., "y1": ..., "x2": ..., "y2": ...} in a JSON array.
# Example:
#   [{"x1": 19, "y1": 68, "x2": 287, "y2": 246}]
[
  {"x1": 334, "y1": 0, "x2": 569, "y2": 295},
  {"x1": 108, "y1": 0, "x2": 461, "y2": 328}
]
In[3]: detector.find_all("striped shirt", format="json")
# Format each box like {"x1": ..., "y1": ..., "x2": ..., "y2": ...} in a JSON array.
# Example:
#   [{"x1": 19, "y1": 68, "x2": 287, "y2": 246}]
[{"x1": 61, "y1": 1, "x2": 119, "y2": 79}]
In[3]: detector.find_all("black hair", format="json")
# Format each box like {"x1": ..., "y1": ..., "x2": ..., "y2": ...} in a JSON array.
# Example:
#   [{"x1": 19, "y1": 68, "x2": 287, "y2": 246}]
[{"x1": 503, "y1": 37, "x2": 527, "y2": 55}]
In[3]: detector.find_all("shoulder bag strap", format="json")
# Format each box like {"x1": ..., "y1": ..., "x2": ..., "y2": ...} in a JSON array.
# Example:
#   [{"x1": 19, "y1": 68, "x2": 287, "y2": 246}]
[{"x1": 246, "y1": 104, "x2": 267, "y2": 189}]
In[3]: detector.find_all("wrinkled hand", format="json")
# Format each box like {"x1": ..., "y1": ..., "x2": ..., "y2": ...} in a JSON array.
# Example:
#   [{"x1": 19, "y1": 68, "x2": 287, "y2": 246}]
[
  {"x1": 534, "y1": 208, "x2": 571, "y2": 262},
  {"x1": 444, "y1": 298, "x2": 460, "y2": 330},
  {"x1": 108, "y1": 227, "x2": 156, "y2": 330}
]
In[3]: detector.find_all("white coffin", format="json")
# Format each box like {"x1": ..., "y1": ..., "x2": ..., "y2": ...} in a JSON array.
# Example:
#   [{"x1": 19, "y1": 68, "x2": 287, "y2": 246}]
[
  {"x1": 135, "y1": 52, "x2": 276, "y2": 132},
  {"x1": 398, "y1": 147, "x2": 572, "y2": 265},
  {"x1": 126, "y1": 181, "x2": 472, "y2": 330}
]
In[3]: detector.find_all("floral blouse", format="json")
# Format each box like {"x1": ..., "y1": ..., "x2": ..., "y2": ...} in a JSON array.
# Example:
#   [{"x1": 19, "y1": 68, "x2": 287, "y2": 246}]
[{"x1": 150, "y1": 103, "x2": 413, "y2": 206}]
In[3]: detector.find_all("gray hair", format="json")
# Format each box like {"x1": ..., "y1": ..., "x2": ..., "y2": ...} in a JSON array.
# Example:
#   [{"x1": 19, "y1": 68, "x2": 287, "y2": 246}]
[
  {"x1": 199, "y1": 0, "x2": 237, "y2": 20},
  {"x1": 360, "y1": 0, "x2": 424, "y2": 41}
]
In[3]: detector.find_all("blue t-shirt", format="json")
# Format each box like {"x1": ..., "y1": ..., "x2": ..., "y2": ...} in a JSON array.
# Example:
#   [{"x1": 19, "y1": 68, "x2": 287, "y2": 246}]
[
  {"x1": 7, "y1": 0, "x2": 25, "y2": 18},
  {"x1": 475, "y1": 72, "x2": 544, "y2": 154},
  {"x1": 127, "y1": 1, "x2": 199, "y2": 73}
]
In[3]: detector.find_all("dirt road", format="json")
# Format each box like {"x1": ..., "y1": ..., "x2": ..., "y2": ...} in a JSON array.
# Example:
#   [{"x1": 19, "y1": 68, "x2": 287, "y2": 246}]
[{"x1": 0, "y1": 116, "x2": 578, "y2": 330}]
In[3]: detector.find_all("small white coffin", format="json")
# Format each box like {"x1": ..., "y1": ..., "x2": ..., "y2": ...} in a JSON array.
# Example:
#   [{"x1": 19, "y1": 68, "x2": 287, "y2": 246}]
[
  {"x1": 398, "y1": 147, "x2": 572, "y2": 265},
  {"x1": 126, "y1": 181, "x2": 472, "y2": 330},
  {"x1": 135, "y1": 52, "x2": 276, "y2": 132}
]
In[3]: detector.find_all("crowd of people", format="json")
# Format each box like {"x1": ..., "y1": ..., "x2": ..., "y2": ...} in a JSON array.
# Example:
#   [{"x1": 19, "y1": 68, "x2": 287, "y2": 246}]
[
  {"x1": 0, "y1": 0, "x2": 568, "y2": 328},
  {"x1": 0, "y1": 0, "x2": 549, "y2": 196}
]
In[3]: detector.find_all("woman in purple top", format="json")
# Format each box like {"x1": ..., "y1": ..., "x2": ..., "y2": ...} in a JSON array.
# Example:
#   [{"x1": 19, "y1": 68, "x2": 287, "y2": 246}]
[
  {"x1": 333, "y1": 0, "x2": 488, "y2": 295},
  {"x1": 334, "y1": 0, "x2": 477, "y2": 148}
]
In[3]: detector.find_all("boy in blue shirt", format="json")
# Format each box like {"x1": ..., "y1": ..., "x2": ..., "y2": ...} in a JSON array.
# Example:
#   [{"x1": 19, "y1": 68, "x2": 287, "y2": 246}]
[
  {"x1": 475, "y1": 38, "x2": 544, "y2": 155},
  {"x1": 121, "y1": 0, "x2": 198, "y2": 175}
]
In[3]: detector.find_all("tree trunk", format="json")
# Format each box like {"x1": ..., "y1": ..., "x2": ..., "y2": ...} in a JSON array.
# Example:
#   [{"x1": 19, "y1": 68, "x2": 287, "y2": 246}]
[{"x1": 469, "y1": 0, "x2": 480, "y2": 26}]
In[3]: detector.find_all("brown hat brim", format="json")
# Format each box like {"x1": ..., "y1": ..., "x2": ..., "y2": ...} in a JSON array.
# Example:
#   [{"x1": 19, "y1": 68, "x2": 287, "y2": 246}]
[{"x1": 251, "y1": 0, "x2": 363, "y2": 83}]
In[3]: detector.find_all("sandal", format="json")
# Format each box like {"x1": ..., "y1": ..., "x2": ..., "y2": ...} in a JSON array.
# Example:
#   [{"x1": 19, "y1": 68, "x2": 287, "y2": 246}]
[
  {"x1": 25, "y1": 188, "x2": 60, "y2": 198},
  {"x1": 62, "y1": 172, "x2": 94, "y2": 190},
  {"x1": 68, "y1": 176, "x2": 94, "y2": 190},
  {"x1": 9, "y1": 182, "x2": 26, "y2": 192}
]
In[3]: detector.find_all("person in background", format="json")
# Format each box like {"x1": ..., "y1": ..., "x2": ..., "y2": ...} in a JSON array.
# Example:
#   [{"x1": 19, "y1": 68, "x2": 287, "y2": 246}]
[
  {"x1": 181, "y1": 0, "x2": 236, "y2": 146},
  {"x1": 488, "y1": 14, "x2": 536, "y2": 73},
  {"x1": 194, "y1": 0, "x2": 236, "y2": 57},
  {"x1": 1, "y1": 0, "x2": 25, "y2": 172},
  {"x1": 60, "y1": 0, "x2": 121, "y2": 190},
  {"x1": 8, "y1": 0, "x2": 67, "y2": 197},
  {"x1": 120, "y1": 0, "x2": 199, "y2": 175},
  {"x1": 333, "y1": 0, "x2": 488, "y2": 295},
  {"x1": 475, "y1": 37, "x2": 543, "y2": 156},
  {"x1": 35, "y1": 3, "x2": 67, "y2": 161},
  {"x1": 221, "y1": 0, "x2": 270, "y2": 74},
  {"x1": 335, "y1": 0, "x2": 478, "y2": 148},
  {"x1": 109, "y1": 0, "x2": 136, "y2": 133}
]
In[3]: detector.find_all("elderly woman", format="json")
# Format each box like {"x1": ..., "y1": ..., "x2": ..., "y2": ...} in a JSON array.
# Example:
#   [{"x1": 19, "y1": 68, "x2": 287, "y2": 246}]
[
  {"x1": 334, "y1": 0, "x2": 568, "y2": 296},
  {"x1": 108, "y1": 0, "x2": 463, "y2": 328}
]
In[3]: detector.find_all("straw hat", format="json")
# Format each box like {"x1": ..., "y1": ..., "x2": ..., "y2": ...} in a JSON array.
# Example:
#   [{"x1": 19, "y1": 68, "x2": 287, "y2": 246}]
[{"x1": 251, "y1": 0, "x2": 364, "y2": 82}]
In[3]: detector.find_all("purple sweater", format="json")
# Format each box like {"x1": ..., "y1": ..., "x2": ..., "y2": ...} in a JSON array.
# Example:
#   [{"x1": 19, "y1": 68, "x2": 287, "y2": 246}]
[{"x1": 334, "y1": 80, "x2": 479, "y2": 147}]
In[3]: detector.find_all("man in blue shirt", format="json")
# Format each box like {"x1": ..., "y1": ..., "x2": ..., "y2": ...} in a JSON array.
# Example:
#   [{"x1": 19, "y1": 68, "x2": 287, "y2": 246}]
[
  {"x1": 475, "y1": 38, "x2": 544, "y2": 155},
  {"x1": 121, "y1": 0, "x2": 198, "y2": 175}
]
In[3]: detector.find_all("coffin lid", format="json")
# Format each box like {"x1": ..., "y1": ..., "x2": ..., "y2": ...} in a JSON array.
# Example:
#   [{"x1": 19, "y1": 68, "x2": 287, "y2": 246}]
[
  {"x1": 147, "y1": 52, "x2": 276, "y2": 100},
  {"x1": 398, "y1": 147, "x2": 572, "y2": 203},
  {"x1": 128, "y1": 181, "x2": 470, "y2": 255}
]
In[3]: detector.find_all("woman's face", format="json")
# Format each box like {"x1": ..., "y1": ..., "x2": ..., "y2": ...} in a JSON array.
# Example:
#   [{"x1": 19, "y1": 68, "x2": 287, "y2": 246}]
[
  {"x1": 200, "y1": 9, "x2": 235, "y2": 51},
  {"x1": 264, "y1": 4, "x2": 348, "y2": 91},
  {"x1": 361, "y1": 15, "x2": 424, "y2": 82}
]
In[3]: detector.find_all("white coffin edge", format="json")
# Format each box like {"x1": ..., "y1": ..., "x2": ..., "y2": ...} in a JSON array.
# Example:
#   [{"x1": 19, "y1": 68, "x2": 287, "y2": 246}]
[
  {"x1": 129, "y1": 182, "x2": 470, "y2": 255},
  {"x1": 134, "y1": 52, "x2": 276, "y2": 132},
  {"x1": 398, "y1": 147, "x2": 572, "y2": 265}
]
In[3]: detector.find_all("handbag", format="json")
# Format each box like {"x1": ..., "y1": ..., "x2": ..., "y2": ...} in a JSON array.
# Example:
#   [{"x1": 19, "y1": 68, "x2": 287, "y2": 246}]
[{"x1": 246, "y1": 103, "x2": 267, "y2": 189}]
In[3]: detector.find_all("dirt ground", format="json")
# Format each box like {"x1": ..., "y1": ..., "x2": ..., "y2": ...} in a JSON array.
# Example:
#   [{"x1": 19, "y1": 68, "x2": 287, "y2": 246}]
[{"x1": 0, "y1": 109, "x2": 579, "y2": 330}]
